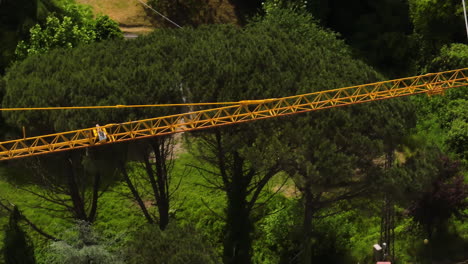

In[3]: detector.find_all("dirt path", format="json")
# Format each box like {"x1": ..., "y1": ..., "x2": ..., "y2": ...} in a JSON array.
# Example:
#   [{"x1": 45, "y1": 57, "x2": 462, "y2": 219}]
[
  {"x1": 76, "y1": 0, "x2": 239, "y2": 35},
  {"x1": 76, "y1": 0, "x2": 155, "y2": 35}
]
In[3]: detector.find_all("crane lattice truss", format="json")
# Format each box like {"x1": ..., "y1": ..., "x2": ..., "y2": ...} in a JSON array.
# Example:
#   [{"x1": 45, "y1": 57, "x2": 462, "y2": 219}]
[{"x1": 1, "y1": 68, "x2": 467, "y2": 161}]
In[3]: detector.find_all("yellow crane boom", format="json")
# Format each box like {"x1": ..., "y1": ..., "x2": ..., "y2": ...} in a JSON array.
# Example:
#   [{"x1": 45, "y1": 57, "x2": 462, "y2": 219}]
[{"x1": 1, "y1": 68, "x2": 467, "y2": 161}]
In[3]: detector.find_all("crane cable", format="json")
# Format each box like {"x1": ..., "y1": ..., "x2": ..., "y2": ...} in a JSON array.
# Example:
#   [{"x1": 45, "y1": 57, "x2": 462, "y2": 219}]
[
  {"x1": 136, "y1": 0, "x2": 182, "y2": 28},
  {"x1": 463, "y1": 0, "x2": 468, "y2": 41},
  {"x1": 1, "y1": 66, "x2": 468, "y2": 112},
  {"x1": 0, "y1": 101, "x2": 242, "y2": 111},
  {"x1": 1, "y1": 67, "x2": 467, "y2": 161}
]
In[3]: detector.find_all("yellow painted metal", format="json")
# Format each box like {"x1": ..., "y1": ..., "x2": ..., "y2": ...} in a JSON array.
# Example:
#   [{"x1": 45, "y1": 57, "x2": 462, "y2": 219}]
[{"x1": 1, "y1": 68, "x2": 467, "y2": 161}]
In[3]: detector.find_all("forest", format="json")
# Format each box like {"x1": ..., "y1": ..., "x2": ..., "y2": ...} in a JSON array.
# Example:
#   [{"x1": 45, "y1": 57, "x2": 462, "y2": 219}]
[{"x1": 0, "y1": 0, "x2": 467, "y2": 263}]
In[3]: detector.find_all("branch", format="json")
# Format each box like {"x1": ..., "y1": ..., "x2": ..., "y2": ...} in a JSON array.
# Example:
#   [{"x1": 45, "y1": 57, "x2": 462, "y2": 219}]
[
  {"x1": 317, "y1": 187, "x2": 366, "y2": 208},
  {"x1": 194, "y1": 182, "x2": 223, "y2": 191},
  {"x1": 27, "y1": 205, "x2": 69, "y2": 214},
  {"x1": 315, "y1": 208, "x2": 348, "y2": 219},
  {"x1": 18, "y1": 187, "x2": 71, "y2": 209},
  {"x1": 251, "y1": 174, "x2": 290, "y2": 212},
  {"x1": 119, "y1": 162, "x2": 155, "y2": 224},
  {"x1": 262, "y1": 205, "x2": 287, "y2": 218},
  {"x1": 190, "y1": 164, "x2": 224, "y2": 190},
  {"x1": 200, "y1": 198, "x2": 225, "y2": 221},
  {"x1": 247, "y1": 165, "x2": 280, "y2": 212},
  {"x1": 186, "y1": 163, "x2": 219, "y2": 176},
  {"x1": 168, "y1": 165, "x2": 189, "y2": 200}
]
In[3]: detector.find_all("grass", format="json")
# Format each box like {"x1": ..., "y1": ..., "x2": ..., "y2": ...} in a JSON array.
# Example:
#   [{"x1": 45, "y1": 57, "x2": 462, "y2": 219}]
[
  {"x1": 2, "y1": 147, "x2": 466, "y2": 263},
  {"x1": 0, "y1": 149, "x2": 292, "y2": 261},
  {"x1": 0, "y1": 151, "x2": 227, "y2": 261}
]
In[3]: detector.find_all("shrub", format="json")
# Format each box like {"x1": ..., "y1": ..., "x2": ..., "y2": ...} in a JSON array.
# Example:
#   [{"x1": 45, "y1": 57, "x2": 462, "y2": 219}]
[{"x1": 124, "y1": 223, "x2": 219, "y2": 264}]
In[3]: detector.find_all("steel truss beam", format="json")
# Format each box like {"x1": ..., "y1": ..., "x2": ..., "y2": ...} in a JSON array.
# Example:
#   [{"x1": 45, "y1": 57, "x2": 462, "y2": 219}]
[{"x1": 1, "y1": 68, "x2": 467, "y2": 161}]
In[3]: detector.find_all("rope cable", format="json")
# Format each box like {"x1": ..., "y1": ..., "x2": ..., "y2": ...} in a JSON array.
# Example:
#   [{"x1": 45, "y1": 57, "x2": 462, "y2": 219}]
[
  {"x1": 3, "y1": 67, "x2": 468, "y2": 111},
  {"x1": 463, "y1": 0, "x2": 468, "y2": 41},
  {"x1": 0, "y1": 102, "x2": 241, "y2": 111},
  {"x1": 136, "y1": 0, "x2": 182, "y2": 28}
]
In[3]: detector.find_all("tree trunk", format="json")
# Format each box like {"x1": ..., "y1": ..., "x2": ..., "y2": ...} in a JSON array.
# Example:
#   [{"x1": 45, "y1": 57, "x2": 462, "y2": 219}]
[
  {"x1": 123, "y1": 136, "x2": 173, "y2": 229},
  {"x1": 87, "y1": 172, "x2": 100, "y2": 223},
  {"x1": 157, "y1": 197, "x2": 169, "y2": 230},
  {"x1": 119, "y1": 162, "x2": 154, "y2": 224},
  {"x1": 152, "y1": 137, "x2": 170, "y2": 230},
  {"x1": 66, "y1": 158, "x2": 87, "y2": 221},
  {"x1": 302, "y1": 181, "x2": 314, "y2": 264},
  {"x1": 223, "y1": 152, "x2": 252, "y2": 264},
  {"x1": 223, "y1": 183, "x2": 251, "y2": 264}
]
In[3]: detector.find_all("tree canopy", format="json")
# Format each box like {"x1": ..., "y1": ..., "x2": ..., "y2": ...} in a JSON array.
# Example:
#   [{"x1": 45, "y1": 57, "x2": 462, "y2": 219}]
[{"x1": 0, "y1": 2, "x2": 467, "y2": 264}]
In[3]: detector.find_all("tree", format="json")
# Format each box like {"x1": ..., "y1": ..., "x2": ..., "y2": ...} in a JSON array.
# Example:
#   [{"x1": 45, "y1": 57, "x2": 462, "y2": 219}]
[
  {"x1": 280, "y1": 78, "x2": 417, "y2": 264},
  {"x1": 283, "y1": 112, "x2": 379, "y2": 264},
  {"x1": 177, "y1": 15, "x2": 315, "y2": 263},
  {"x1": 229, "y1": 0, "x2": 263, "y2": 24},
  {"x1": 408, "y1": 155, "x2": 467, "y2": 237},
  {"x1": 175, "y1": 7, "x2": 414, "y2": 263},
  {"x1": 414, "y1": 43, "x2": 468, "y2": 161},
  {"x1": 0, "y1": 77, "x2": 11, "y2": 140},
  {"x1": 15, "y1": 13, "x2": 122, "y2": 60},
  {"x1": 249, "y1": 4, "x2": 419, "y2": 263},
  {"x1": 5, "y1": 147, "x2": 120, "y2": 223},
  {"x1": 94, "y1": 15, "x2": 122, "y2": 41},
  {"x1": 2, "y1": 41, "x2": 128, "y2": 228},
  {"x1": 307, "y1": 0, "x2": 416, "y2": 77},
  {"x1": 409, "y1": 0, "x2": 467, "y2": 67},
  {"x1": 0, "y1": 0, "x2": 103, "y2": 73},
  {"x1": 110, "y1": 31, "x2": 190, "y2": 230},
  {"x1": 3, "y1": 29, "x2": 189, "y2": 230},
  {"x1": 3, "y1": 206, "x2": 36, "y2": 264},
  {"x1": 427, "y1": 43, "x2": 468, "y2": 72},
  {"x1": 441, "y1": 99, "x2": 468, "y2": 160},
  {"x1": 120, "y1": 136, "x2": 178, "y2": 230},
  {"x1": 188, "y1": 123, "x2": 286, "y2": 264}
]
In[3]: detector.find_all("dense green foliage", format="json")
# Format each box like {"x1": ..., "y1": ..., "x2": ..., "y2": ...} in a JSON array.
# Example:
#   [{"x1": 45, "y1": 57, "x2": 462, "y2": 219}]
[
  {"x1": 409, "y1": 156, "x2": 467, "y2": 236},
  {"x1": 409, "y1": 0, "x2": 467, "y2": 66},
  {"x1": 428, "y1": 43, "x2": 468, "y2": 72},
  {"x1": 15, "y1": 14, "x2": 122, "y2": 60},
  {"x1": 42, "y1": 221, "x2": 122, "y2": 264},
  {"x1": 412, "y1": 43, "x2": 468, "y2": 162},
  {"x1": 0, "y1": 1, "x2": 467, "y2": 264},
  {"x1": 0, "y1": 0, "x2": 122, "y2": 73},
  {"x1": 124, "y1": 223, "x2": 218, "y2": 264}
]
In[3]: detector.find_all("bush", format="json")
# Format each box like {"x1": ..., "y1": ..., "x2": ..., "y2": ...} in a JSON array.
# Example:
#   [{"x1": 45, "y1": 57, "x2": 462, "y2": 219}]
[
  {"x1": 41, "y1": 221, "x2": 123, "y2": 264},
  {"x1": 427, "y1": 43, "x2": 468, "y2": 72},
  {"x1": 124, "y1": 223, "x2": 219, "y2": 264},
  {"x1": 15, "y1": 9, "x2": 122, "y2": 60}
]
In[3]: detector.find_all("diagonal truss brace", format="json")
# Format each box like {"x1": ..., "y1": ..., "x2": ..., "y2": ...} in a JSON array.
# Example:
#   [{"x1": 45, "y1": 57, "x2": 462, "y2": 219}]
[{"x1": 0, "y1": 68, "x2": 467, "y2": 161}]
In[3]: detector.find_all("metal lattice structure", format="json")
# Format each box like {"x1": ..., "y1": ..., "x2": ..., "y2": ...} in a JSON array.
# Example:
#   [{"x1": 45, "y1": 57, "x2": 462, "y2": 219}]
[{"x1": 1, "y1": 68, "x2": 467, "y2": 161}]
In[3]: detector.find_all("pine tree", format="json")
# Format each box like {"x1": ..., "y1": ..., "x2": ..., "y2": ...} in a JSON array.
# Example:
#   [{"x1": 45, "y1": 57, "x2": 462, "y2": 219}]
[{"x1": 3, "y1": 206, "x2": 36, "y2": 264}]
